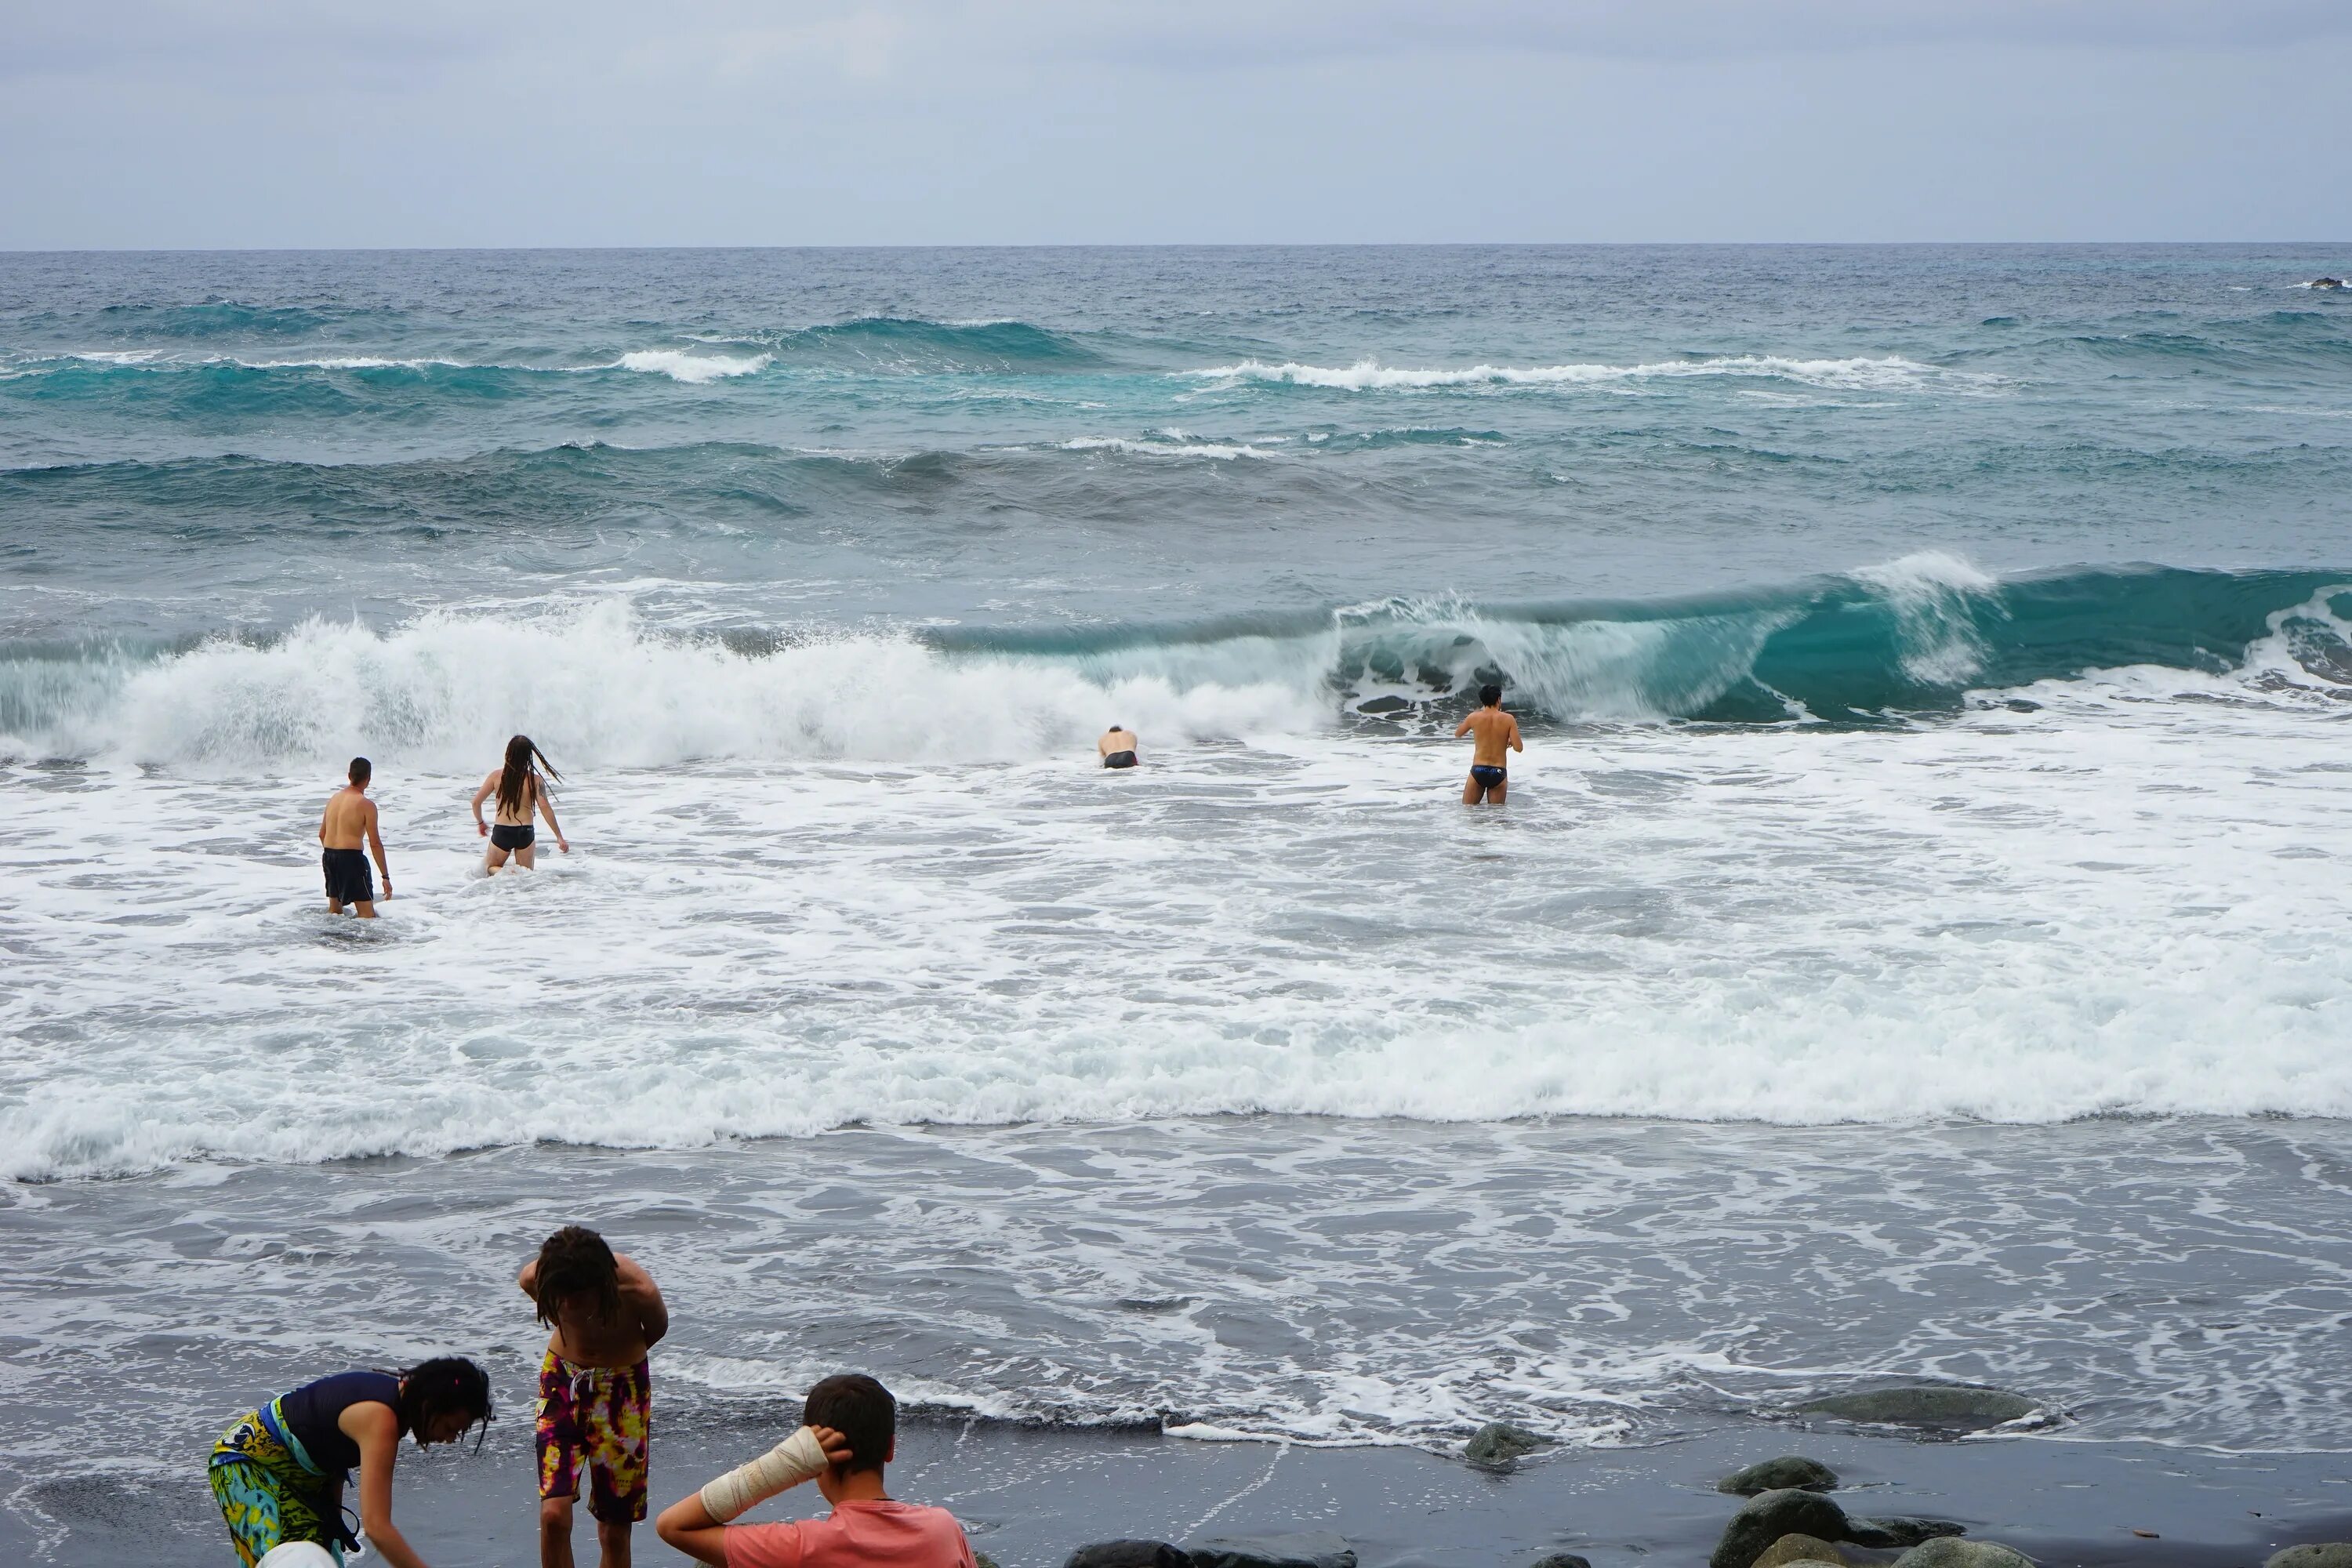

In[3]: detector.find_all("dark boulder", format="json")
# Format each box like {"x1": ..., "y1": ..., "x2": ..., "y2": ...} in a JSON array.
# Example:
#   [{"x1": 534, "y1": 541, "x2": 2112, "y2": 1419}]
[
  {"x1": 1065, "y1": 1544, "x2": 1191, "y2": 1568},
  {"x1": 1754, "y1": 1535, "x2": 1851, "y2": 1568},
  {"x1": 2267, "y1": 1548, "x2": 2352, "y2": 1568},
  {"x1": 1891, "y1": 1541, "x2": 2033, "y2": 1568},
  {"x1": 1186, "y1": 1532, "x2": 1356, "y2": 1568},
  {"x1": 1846, "y1": 1519, "x2": 1967, "y2": 1549},
  {"x1": 1465, "y1": 1421, "x2": 1546, "y2": 1469},
  {"x1": 1529, "y1": 1555, "x2": 1593, "y2": 1568},
  {"x1": 1719, "y1": 1457, "x2": 1839, "y2": 1495},
  {"x1": 1712, "y1": 1488, "x2": 1853, "y2": 1568},
  {"x1": 1797, "y1": 1387, "x2": 2039, "y2": 1432}
]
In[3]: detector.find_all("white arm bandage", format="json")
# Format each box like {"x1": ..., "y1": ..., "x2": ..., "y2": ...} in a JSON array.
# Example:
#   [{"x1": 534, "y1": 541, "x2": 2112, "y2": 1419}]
[{"x1": 698, "y1": 1426, "x2": 831, "y2": 1523}]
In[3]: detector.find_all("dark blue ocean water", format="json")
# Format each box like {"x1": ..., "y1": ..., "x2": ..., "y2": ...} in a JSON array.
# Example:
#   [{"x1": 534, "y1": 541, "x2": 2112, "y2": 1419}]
[{"x1": 4, "y1": 245, "x2": 2348, "y2": 666}]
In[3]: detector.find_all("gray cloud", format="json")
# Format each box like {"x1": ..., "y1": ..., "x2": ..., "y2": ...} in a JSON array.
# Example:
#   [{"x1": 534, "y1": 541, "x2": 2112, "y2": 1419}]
[{"x1": 2, "y1": 0, "x2": 2347, "y2": 245}]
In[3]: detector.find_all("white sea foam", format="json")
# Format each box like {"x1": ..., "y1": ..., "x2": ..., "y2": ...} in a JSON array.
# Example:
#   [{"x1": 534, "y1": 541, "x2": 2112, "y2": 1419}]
[
  {"x1": 0, "y1": 347, "x2": 775, "y2": 380},
  {"x1": 1184, "y1": 354, "x2": 1994, "y2": 394},
  {"x1": 6, "y1": 636, "x2": 2352, "y2": 1182},
  {"x1": 613, "y1": 348, "x2": 773, "y2": 383},
  {"x1": 1853, "y1": 550, "x2": 2002, "y2": 685},
  {"x1": 1060, "y1": 435, "x2": 1280, "y2": 460},
  {"x1": 0, "y1": 604, "x2": 1330, "y2": 770}
]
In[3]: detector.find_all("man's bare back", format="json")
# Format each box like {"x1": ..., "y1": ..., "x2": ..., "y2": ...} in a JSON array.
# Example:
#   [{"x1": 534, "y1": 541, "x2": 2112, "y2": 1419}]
[
  {"x1": 1452, "y1": 687, "x2": 1523, "y2": 804},
  {"x1": 319, "y1": 787, "x2": 375, "y2": 848},
  {"x1": 318, "y1": 760, "x2": 390, "y2": 914}
]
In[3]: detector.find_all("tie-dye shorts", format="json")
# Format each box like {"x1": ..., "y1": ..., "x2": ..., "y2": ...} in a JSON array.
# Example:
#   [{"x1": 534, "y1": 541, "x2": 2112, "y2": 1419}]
[
  {"x1": 535, "y1": 1349, "x2": 651, "y2": 1523},
  {"x1": 209, "y1": 1407, "x2": 343, "y2": 1566}
]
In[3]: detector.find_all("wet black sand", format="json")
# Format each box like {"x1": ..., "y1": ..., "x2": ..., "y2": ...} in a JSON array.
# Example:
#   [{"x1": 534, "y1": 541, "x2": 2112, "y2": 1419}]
[{"x1": 13, "y1": 1416, "x2": 2348, "y2": 1567}]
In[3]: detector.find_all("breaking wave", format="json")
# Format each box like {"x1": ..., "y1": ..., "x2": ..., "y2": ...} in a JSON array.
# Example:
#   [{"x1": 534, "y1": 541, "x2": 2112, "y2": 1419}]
[{"x1": 4, "y1": 557, "x2": 2347, "y2": 768}]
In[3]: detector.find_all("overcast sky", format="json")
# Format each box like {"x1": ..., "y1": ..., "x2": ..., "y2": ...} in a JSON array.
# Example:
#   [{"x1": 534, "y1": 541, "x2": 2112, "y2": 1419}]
[{"x1": 4, "y1": 0, "x2": 2348, "y2": 247}]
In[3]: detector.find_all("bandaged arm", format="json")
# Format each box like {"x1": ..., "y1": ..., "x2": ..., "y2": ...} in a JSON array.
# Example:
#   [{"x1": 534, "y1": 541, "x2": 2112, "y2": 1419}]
[{"x1": 697, "y1": 1426, "x2": 832, "y2": 1523}]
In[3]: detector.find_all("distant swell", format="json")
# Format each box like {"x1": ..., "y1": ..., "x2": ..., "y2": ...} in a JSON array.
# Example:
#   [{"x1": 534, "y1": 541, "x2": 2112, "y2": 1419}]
[
  {"x1": 0, "y1": 315, "x2": 1098, "y2": 387},
  {"x1": 3, "y1": 559, "x2": 2347, "y2": 768},
  {"x1": 1184, "y1": 354, "x2": 1998, "y2": 394}
]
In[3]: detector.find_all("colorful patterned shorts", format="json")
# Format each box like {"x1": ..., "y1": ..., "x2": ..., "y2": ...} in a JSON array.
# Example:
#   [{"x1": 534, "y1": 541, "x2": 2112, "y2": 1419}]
[
  {"x1": 209, "y1": 1408, "x2": 343, "y2": 1567},
  {"x1": 536, "y1": 1349, "x2": 651, "y2": 1523}
]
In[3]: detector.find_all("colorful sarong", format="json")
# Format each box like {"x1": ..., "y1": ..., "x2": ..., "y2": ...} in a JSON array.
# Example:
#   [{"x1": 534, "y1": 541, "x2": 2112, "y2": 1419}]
[
  {"x1": 209, "y1": 1406, "x2": 343, "y2": 1567},
  {"x1": 536, "y1": 1349, "x2": 651, "y2": 1523}
]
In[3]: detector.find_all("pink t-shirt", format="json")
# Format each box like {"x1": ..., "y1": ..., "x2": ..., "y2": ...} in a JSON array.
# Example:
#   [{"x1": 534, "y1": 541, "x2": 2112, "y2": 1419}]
[{"x1": 724, "y1": 1500, "x2": 978, "y2": 1568}]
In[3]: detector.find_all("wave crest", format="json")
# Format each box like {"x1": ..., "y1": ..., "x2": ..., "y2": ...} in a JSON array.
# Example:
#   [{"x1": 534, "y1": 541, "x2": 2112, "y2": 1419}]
[
  {"x1": 4, "y1": 561, "x2": 2347, "y2": 769},
  {"x1": 1185, "y1": 354, "x2": 1994, "y2": 394}
]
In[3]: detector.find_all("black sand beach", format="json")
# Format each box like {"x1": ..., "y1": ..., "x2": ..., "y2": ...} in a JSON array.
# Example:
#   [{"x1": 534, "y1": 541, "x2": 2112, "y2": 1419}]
[{"x1": 13, "y1": 1414, "x2": 2349, "y2": 1567}]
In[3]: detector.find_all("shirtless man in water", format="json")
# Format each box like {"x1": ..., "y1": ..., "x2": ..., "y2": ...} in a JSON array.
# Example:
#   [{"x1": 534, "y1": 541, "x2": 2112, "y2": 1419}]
[
  {"x1": 1454, "y1": 684, "x2": 1523, "y2": 804},
  {"x1": 1097, "y1": 724, "x2": 1140, "y2": 770},
  {"x1": 521, "y1": 1226, "x2": 669, "y2": 1568},
  {"x1": 318, "y1": 757, "x2": 391, "y2": 916}
]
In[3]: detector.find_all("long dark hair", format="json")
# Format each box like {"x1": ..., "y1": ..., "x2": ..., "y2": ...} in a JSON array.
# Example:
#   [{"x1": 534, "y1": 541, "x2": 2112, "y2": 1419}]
[
  {"x1": 532, "y1": 1225, "x2": 620, "y2": 1328},
  {"x1": 496, "y1": 734, "x2": 560, "y2": 817},
  {"x1": 395, "y1": 1356, "x2": 495, "y2": 1450}
]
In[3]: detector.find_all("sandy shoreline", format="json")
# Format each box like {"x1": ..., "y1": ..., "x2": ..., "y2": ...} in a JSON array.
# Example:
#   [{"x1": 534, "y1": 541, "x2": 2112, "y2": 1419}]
[{"x1": 13, "y1": 1413, "x2": 2348, "y2": 1568}]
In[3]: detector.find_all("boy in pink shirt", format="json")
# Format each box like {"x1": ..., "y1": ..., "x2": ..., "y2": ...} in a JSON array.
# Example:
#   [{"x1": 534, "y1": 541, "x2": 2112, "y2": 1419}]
[{"x1": 655, "y1": 1374, "x2": 979, "y2": 1568}]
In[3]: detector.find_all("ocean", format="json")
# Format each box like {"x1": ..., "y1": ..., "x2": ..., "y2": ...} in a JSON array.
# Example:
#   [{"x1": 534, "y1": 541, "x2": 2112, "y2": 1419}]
[{"x1": 3, "y1": 245, "x2": 2350, "y2": 1563}]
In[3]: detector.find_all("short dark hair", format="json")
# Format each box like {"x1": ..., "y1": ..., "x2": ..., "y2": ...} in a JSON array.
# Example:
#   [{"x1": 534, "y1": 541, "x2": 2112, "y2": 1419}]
[
  {"x1": 397, "y1": 1356, "x2": 493, "y2": 1448},
  {"x1": 803, "y1": 1373, "x2": 895, "y2": 1474},
  {"x1": 1479, "y1": 684, "x2": 1502, "y2": 707},
  {"x1": 349, "y1": 757, "x2": 372, "y2": 784},
  {"x1": 532, "y1": 1225, "x2": 619, "y2": 1327}
]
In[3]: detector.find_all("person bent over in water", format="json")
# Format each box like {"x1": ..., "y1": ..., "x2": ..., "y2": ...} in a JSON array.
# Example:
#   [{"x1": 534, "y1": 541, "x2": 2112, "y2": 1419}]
[
  {"x1": 1098, "y1": 724, "x2": 1140, "y2": 770},
  {"x1": 319, "y1": 757, "x2": 391, "y2": 916},
  {"x1": 657, "y1": 1373, "x2": 979, "y2": 1568},
  {"x1": 1454, "y1": 684, "x2": 1523, "y2": 804},
  {"x1": 472, "y1": 734, "x2": 569, "y2": 873},
  {"x1": 522, "y1": 1225, "x2": 669, "y2": 1568},
  {"x1": 209, "y1": 1356, "x2": 492, "y2": 1567}
]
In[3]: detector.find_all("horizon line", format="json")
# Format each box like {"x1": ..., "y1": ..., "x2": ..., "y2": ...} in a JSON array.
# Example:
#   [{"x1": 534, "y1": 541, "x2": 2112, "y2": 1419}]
[{"x1": 4, "y1": 239, "x2": 2350, "y2": 256}]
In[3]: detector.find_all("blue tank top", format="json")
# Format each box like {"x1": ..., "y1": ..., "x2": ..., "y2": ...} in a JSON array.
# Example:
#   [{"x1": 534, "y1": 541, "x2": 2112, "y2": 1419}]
[{"x1": 278, "y1": 1370, "x2": 401, "y2": 1477}]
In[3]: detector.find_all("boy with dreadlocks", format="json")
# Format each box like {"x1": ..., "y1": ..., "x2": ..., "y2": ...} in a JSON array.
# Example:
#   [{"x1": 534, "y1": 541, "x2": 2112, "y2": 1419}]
[{"x1": 520, "y1": 1225, "x2": 669, "y2": 1568}]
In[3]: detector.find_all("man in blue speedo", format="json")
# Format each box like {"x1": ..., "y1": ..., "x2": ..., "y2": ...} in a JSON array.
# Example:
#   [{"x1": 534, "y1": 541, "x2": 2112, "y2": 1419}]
[{"x1": 1454, "y1": 684, "x2": 1523, "y2": 804}]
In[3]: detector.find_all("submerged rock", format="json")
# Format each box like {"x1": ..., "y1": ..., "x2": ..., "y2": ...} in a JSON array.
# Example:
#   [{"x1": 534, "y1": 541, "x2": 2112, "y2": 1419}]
[
  {"x1": 1187, "y1": 1532, "x2": 1356, "y2": 1568},
  {"x1": 1753, "y1": 1534, "x2": 1852, "y2": 1568},
  {"x1": 1065, "y1": 1544, "x2": 1189, "y2": 1568},
  {"x1": 1465, "y1": 1421, "x2": 1547, "y2": 1468},
  {"x1": 1846, "y1": 1519, "x2": 1966, "y2": 1549},
  {"x1": 1720, "y1": 1457, "x2": 1840, "y2": 1495},
  {"x1": 1798, "y1": 1386, "x2": 2038, "y2": 1432},
  {"x1": 1529, "y1": 1555, "x2": 1593, "y2": 1568},
  {"x1": 2267, "y1": 1548, "x2": 2352, "y2": 1568},
  {"x1": 1892, "y1": 1540, "x2": 2034, "y2": 1568},
  {"x1": 1712, "y1": 1489, "x2": 1852, "y2": 1568}
]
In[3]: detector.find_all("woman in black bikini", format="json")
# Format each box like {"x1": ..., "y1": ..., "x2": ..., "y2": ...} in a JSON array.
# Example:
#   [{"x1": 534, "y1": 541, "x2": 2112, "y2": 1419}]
[{"x1": 470, "y1": 734, "x2": 569, "y2": 873}]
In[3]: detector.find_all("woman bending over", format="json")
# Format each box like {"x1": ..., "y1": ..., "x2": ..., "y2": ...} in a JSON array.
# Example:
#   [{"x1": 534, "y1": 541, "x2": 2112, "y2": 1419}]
[{"x1": 209, "y1": 1356, "x2": 493, "y2": 1567}]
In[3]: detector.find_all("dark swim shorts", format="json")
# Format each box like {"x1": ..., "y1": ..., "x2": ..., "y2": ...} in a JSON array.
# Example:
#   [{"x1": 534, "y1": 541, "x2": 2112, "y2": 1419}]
[
  {"x1": 490, "y1": 823, "x2": 535, "y2": 851},
  {"x1": 321, "y1": 848, "x2": 374, "y2": 905},
  {"x1": 1102, "y1": 750, "x2": 1138, "y2": 769},
  {"x1": 1469, "y1": 764, "x2": 1507, "y2": 789}
]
